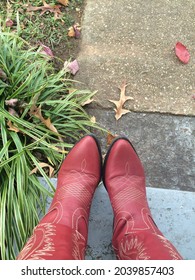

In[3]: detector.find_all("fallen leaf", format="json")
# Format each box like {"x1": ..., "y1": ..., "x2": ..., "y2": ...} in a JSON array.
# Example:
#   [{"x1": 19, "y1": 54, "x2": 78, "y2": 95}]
[
  {"x1": 30, "y1": 162, "x2": 54, "y2": 177},
  {"x1": 175, "y1": 42, "x2": 190, "y2": 64},
  {"x1": 30, "y1": 105, "x2": 63, "y2": 141},
  {"x1": 109, "y1": 81, "x2": 134, "y2": 120},
  {"x1": 68, "y1": 23, "x2": 81, "y2": 38},
  {"x1": 68, "y1": 26, "x2": 75, "y2": 37},
  {"x1": 5, "y1": 18, "x2": 14, "y2": 27},
  {"x1": 39, "y1": 42, "x2": 54, "y2": 58},
  {"x1": 107, "y1": 132, "x2": 118, "y2": 146},
  {"x1": 57, "y1": 0, "x2": 69, "y2": 6},
  {"x1": 7, "y1": 120, "x2": 20, "y2": 133},
  {"x1": 73, "y1": 24, "x2": 81, "y2": 39},
  {"x1": 5, "y1": 99, "x2": 18, "y2": 107},
  {"x1": 44, "y1": 117, "x2": 59, "y2": 134},
  {"x1": 81, "y1": 98, "x2": 94, "y2": 106},
  {"x1": 90, "y1": 116, "x2": 96, "y2": 123},
  {"x1": 27, "y1": 0, "x2": 62, "y2": 20},
  {"x1": 8, "y1": 107, "x2": 19, "y2": 117},
  {"x1": 68, "y1": 59, "x2": 79, "y2": 75}
]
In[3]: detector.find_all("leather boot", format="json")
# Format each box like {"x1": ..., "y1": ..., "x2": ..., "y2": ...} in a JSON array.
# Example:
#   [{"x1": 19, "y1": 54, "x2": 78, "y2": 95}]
[
  {"x1": 17, "y1": 134, "x2": 102, "y2": 260},
  {"x1": 103, "y1": 137, "x2": 183, "y2": 260}
]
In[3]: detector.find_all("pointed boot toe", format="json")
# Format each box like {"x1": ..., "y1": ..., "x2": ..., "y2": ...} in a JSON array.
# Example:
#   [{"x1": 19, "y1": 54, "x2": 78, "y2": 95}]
[{"x1": 57, "y1": 134, "x2": 102, "y2": 189}]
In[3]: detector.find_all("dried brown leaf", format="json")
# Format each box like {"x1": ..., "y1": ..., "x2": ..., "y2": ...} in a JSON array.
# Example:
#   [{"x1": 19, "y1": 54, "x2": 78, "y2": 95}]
[
  {"x1": 27, "y1": 0, "x2": 62, "y2": 19},
  {"x1": 81, "y1": 98, "x2": 94, "y2": 106},
  {"x1": 68, "y1": 24, "x2": 81, "y2": 38},
  {"x1": 7, "y1": 120, "x2": 20, "y2": 133},
  {"x1": 107, "y1": 132, "x2": 118, "y2": 146},
  {"x1": 30, "y1": 162, "x2": 54, "y2": 177},
  {"x1": 68, "y1": 26, "x2": 75, "y2": 37},
  {"x1": 90, "y1": 116, "x2": 96, "y2": 123},
  {"x1": 30, "y1": 105, "x2": 63, "y2": 141},
  {"x1": 109, "y1": 81, "x2": 134, "y2": 120}
]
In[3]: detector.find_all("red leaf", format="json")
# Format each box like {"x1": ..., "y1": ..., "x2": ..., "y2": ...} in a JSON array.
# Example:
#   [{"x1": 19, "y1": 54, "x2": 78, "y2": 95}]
[{"x1": 175, "y1": 42, "x2": 190, "y2": 64}]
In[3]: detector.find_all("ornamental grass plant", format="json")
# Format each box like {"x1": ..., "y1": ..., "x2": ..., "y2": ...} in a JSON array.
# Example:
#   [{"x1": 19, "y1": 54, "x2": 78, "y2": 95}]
[{"x1": 0, "y1": 29, "x2": 102, "y2": 259}]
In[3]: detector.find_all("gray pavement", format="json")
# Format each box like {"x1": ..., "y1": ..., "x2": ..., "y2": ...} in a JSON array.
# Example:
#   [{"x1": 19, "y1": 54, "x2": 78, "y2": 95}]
[
  {"x1": 87, "y1": 183, "x2": 195, "y2": 260},
  {"x1": 88, "y1": 110, "x2": 195, "y2": 193},
  {"x1": 76, "y1": 0, "x2": 195, "y2": 115}
]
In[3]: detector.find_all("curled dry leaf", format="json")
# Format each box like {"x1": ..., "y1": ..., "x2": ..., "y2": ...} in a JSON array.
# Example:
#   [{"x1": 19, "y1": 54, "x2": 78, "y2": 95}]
[
  {"x1": 8, "y1": 107, "x2": 19, "y2": 117},
  {"x1": 175, "y1": 42, "x2": 190, "y2": 64},
  {"x1": 39, "y1": 42, "x2": 54, "y2": 58},
  {"x1": 30, "y1": 105, "x2": 63, "y2": 142},
  {"x1": 107, "y1": 132, "x2": 118, "y2": 146},
  {"x1": 68, "y1": 23, "x2": 81, "y2": 38},
  {"x1": 109, "y1": 81, "x2": 134, "y2": 120},
  {"x1": 7, "y1": 120, "x2": 20, "y2": 133},
  {"x1": 73, "y1": 24, "x2": 81, "y2": 39},
  {"x1": 30, "y1": 162, "x2": 54, "y2": 177},
  {"x1": 68, "y1": 26, "x2": 75, "y2": 37},
  {"x1": 68, "y1": 59, "x2": 79, "y2": 75}
]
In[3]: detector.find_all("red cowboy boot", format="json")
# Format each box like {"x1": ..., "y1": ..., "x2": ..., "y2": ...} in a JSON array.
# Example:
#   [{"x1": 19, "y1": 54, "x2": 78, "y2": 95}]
[
  {"x1": 17, "y1": 134, "x2": 102, "y2": 260},
  {"x1": 103, "y1": 137, "x2": 183, "y2": 260}
]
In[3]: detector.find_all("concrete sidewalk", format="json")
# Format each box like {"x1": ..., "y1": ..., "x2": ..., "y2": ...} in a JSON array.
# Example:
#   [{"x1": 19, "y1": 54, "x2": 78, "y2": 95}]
[
  {"x1": 87, "y1": 183, "x2": 195, "y2": 260},
  {"x1": 76, "y1": 0, "x2": 195, "y2": 115},
  {"x1": 41, "y1": 179, "x2": 195, "y2": 260}
]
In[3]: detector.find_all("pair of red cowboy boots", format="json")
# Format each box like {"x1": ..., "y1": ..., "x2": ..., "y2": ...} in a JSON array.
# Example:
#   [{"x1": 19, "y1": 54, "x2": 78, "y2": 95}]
[{"x1": 17, "y1": 134, "x2": 182, "y2": 260}]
